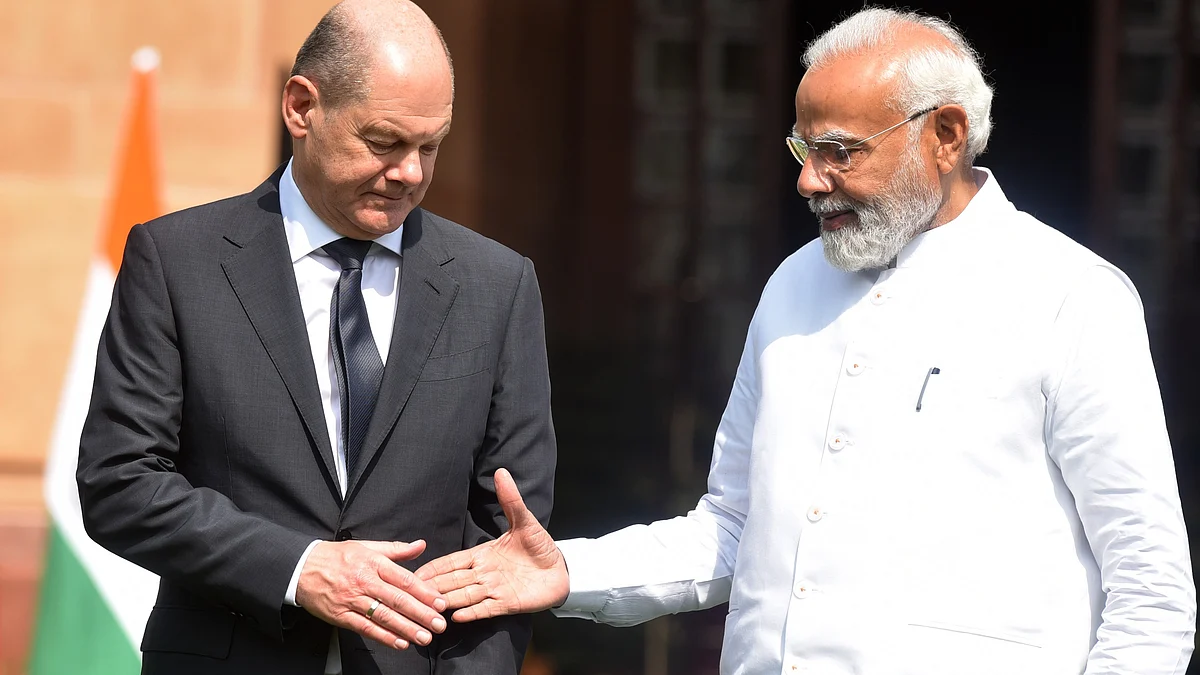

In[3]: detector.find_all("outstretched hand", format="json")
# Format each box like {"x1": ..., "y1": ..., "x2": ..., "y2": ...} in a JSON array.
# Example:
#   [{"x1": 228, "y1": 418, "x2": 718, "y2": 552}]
[{"x1": 415, "y1": 468, "x2": 569, "y2": 622}]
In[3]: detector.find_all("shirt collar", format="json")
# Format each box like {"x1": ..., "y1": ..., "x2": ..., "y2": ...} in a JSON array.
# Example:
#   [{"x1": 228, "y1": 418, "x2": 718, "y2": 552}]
[
  {"x1": 893, "y1": 166, "x2": 1012, "y2": 269},
  {"x1": 279, "y1": 159, "x2": 405, "y2": 263}
]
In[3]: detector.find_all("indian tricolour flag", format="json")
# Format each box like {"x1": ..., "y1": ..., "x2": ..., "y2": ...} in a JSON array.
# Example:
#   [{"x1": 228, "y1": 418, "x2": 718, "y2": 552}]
[{"x1": 29, "y1": 47, "x2": 164, "y2": 674}]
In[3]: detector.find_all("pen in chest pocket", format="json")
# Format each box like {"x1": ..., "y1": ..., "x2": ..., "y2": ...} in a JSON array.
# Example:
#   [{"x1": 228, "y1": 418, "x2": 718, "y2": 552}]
[{"x1": 915, "y1": 366, "x2": 941, "y2": 412}]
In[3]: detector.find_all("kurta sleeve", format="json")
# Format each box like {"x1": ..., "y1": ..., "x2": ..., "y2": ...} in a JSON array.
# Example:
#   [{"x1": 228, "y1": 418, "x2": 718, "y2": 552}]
[{"x1": 1046, "y1": 264, "x2": 1195, "y2": 675}]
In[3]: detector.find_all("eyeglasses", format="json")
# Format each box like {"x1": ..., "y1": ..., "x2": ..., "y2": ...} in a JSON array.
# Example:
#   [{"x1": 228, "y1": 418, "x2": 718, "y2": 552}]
[{"x1": 786, "y1": 107, "x2": 938, "y2": 171}]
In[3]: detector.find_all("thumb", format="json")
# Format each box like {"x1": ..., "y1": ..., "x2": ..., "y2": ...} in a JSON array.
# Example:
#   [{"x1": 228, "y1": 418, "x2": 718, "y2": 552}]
[
  {"x1": 495, "y1": 468, "x2": 535, "y2": 533},
  {"x1": 360, "y1": 539, "x2": 427, "y2": 562}
]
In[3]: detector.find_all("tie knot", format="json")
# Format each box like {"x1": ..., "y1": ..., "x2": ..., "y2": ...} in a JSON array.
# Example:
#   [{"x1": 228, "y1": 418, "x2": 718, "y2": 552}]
[{"x1": 324, "y1": 238, "x2": 373, "y2": 271}]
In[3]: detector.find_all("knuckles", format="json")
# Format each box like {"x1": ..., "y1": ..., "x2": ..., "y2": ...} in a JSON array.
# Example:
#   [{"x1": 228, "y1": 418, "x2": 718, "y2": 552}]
[
  {"x1": 389, "y1": 591, "x2": 409, "y2": 613},
  {"x1": 349, "y1": 561, "x2": 377, "y2": 591}
]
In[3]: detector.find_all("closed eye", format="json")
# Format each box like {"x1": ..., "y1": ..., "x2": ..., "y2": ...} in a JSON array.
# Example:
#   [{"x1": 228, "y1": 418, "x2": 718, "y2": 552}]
[{"x1": 366, "y1": 139, "x2": 397, "y2": 154}]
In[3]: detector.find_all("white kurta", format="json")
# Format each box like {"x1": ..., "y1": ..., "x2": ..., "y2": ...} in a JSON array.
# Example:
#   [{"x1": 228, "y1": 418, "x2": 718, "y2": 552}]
[{"x1": 555, "y1": 170, "x2": 1195, "y2": 675}]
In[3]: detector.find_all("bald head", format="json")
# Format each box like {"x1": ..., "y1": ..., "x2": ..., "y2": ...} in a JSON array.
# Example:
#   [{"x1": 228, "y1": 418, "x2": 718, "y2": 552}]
[{"x1": 291, "y1": 0, "x2": 454, "y2": 108}]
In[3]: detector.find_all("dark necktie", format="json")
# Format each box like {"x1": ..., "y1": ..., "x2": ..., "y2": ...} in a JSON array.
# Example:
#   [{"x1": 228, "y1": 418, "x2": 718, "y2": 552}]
[{"x1": 324, "y1": 238, "x2": 385, "y2": 480}]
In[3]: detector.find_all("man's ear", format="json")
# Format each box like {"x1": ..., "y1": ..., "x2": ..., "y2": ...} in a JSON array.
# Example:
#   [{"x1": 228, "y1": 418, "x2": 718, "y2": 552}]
[
  {"x1": 932, "y1": 104, "x2": 970, "y2": 175},
  {"x1": 282, "y1": 75, "x2": 319, "y2": 140}
]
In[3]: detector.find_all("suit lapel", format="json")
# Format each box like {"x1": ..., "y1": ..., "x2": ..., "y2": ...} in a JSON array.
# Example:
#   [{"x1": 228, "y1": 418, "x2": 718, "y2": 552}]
[
  {"x1": 345, "y1": 209, "x2": 459, "y2": 502},
  {"x1": 220, "y1": 175, "x2": 341, "y2": 503}
]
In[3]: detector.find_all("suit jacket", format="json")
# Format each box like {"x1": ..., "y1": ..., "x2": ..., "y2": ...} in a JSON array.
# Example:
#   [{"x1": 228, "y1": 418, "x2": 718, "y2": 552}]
[{"x1": 77, "y1": 169, "x2": 557, "y2": 674}]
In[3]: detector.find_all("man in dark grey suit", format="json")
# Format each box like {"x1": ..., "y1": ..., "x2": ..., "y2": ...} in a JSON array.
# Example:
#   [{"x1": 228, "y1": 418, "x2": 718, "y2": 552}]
[{"x1": 76, "y1": 0, "x2": 555, "y2": 672}]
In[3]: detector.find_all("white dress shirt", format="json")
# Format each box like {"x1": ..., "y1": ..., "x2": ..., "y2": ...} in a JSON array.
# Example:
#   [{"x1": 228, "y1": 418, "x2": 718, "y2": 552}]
[
  {"x1": 277, "y1": 161, "x2": 403, "y2": 674},
  {"x1": 555, "y1": 169, "x2": 1196, "y2": 675}
]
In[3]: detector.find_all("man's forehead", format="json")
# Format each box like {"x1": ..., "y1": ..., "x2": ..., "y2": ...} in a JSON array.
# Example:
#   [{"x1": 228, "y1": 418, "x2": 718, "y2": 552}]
[{"x1": 794, "y1": 56, "x2": 897, "y2": 134}]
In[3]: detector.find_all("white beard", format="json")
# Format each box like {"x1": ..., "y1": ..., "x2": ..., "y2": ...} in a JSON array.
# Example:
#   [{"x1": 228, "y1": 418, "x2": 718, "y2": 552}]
[{"x1": 809, "y1": 147, "x2": 944, "y2": 272}]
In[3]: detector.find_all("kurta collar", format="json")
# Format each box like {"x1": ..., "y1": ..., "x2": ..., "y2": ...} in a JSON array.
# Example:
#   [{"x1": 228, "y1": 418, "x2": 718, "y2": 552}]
[{"x1": 893, "y1": 167, "x2": 1012, "y2": 269}]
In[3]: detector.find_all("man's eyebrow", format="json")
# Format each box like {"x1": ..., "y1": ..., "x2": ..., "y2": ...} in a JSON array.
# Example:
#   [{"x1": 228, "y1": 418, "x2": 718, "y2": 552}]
[
  {"x1": 810, "y1": 127, "x2": 857, "y2": 143},
  {"x1": 363, "y1": 122, "x2": 452, "y2": 144}
]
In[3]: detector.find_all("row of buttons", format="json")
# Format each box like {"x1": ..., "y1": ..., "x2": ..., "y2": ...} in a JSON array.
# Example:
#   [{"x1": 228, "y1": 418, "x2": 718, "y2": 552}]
[
  {"x1": 784, "y1": 271, "x2": 891, "y2": 669},
  {"x1": 848, "y1": 286, "x2": 887, "y2": 381},
  {"x1": 793, "y1": 290, "x2": 883, "y2": 623}
]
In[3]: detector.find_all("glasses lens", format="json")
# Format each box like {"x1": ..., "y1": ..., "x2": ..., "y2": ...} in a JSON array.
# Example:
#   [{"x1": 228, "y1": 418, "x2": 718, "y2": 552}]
[
  {"x1": 785, "y1": 137, "x2": 808, "y2": 165},
  {"x1": 814, "y1": 141, "x2": 851, "y2": 170}
]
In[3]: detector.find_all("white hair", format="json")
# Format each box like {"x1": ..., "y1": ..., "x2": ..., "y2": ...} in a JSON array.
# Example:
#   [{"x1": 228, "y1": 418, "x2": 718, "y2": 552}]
[{"x1": 802, "y1": 8, "x2": 993, "y2": 164}]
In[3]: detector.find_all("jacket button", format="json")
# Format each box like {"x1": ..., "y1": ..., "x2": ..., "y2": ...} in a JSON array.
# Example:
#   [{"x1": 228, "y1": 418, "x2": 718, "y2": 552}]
[{"x1": 335, "y1": 530, "x2": 354, "y2": 541}]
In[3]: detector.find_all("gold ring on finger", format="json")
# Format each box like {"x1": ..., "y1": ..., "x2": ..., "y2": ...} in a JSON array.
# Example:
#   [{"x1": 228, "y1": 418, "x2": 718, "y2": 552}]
[{"x1": 366, "y1": 598, "x2": 382, "y2": 619}]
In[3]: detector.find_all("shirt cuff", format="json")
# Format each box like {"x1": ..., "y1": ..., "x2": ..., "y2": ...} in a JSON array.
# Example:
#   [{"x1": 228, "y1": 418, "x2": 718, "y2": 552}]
[
  {"x1": 550, "y1": 538, "x2": 609, "y2": 618},
  {"x1": 285, "y1": 540, "x2": 322, "y2": 607}
]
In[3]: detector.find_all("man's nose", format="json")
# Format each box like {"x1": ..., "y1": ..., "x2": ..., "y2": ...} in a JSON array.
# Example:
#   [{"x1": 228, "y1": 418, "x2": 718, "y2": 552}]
[
  {"x1": 796, "y1": 158, "x2": 835, "y2": 199},
  {"x1": 384, "y1": 148, "x2": 423, "y2": 187}
]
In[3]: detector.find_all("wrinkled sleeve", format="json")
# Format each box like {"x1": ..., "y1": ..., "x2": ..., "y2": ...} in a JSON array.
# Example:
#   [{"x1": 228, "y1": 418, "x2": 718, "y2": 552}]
[{"x1": 1046, "y1": 264, "x2": 1195, "y2": 675}]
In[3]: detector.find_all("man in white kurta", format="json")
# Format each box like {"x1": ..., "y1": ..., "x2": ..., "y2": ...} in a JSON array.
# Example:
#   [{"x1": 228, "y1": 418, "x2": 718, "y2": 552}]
[
  {"x1": 551, "y1": 167, "x2": 1195, "y2": 674},
  {"x1": 418, "y1": 8, "x2": 1196, "y2": 675}
]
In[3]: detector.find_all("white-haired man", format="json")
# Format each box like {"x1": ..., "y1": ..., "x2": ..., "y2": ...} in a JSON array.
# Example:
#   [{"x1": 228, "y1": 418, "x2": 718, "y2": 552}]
[{"x1": 414, "y1": 9, "x2": 1196, "y2": 675}]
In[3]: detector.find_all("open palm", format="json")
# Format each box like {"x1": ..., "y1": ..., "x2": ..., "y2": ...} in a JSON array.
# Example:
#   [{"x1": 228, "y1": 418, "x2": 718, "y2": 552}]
[{"x1": 415, "y1": 468, "x2": 570, "y2": 622}]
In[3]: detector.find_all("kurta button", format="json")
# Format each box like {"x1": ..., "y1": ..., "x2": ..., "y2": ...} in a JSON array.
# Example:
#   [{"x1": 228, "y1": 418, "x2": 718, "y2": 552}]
[
  {"x1": 871, "y1": 290, "x2": 887, "y2": 305},
  {"x1": 793, "y1": 581, "x2": 814, "y2": 598},
  {"x1": 828, "y1": 434, "x2": 848, "y2": 451},
  {"x1": 846, "y1": 360, "x2": 864, "y2": 376},
  {"x1": 807, "y1": 506, "x2": 824, "y2": 522}
]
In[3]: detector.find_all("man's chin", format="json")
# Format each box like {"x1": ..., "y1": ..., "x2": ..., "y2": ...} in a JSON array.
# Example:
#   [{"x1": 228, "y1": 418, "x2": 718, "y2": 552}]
[
  {"x1": 352, "y1": 207, "x2": 412, "y2": 237},
  {"x1": 820, "y1": 234, "x2": 896, "y2": 272}
]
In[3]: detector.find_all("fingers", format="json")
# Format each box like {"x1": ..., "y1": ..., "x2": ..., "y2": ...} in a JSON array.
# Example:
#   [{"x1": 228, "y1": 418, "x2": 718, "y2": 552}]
[
  {"x1": 443, "y1": 582, "x2": 491, "y2": 611},
  {"x1": 494, "y1": 468, "x2": 534, "y2": 531},
  {"x1": 450, "y1": 598, "x2": 505, "y2": 623},
  {"x1": 360, "y1": 539, "x2": 427, "y2": 562},
  {"x1": 356, "y1": 594, "x2": 437, "y2": 647},
  {"x1": 347, "y1": 605, "x2": 412, "y2": 651},
  {"x1": 376, "y1": 558, "x2": 448, "y2": 616},
  {"x1": 296, "y1": 540, "x2": 449, "y2": 652},
  {"x1": 424, "y1": 568, "x2": 480, "y2": 596},
  {"x1": 415, "y1": 549, "x2": 479, "y2": 582}
]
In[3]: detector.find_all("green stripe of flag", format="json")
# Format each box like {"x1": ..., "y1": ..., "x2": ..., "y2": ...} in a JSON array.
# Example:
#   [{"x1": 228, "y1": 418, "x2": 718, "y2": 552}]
[{"x1": 28, "y1": 525, "x2": 140, "y2": 675}]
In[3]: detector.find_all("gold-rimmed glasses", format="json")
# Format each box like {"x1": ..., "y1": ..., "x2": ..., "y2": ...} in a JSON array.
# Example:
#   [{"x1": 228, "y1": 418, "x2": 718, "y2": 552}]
[{"x1": 786, "y1": 107, "x2": 938, "y2": 170}]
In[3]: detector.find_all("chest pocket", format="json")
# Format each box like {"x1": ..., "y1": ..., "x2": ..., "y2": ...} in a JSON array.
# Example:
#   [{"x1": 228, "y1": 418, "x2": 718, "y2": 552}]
[
  {"x1": 914, "y1": 361, "x2": 1006, "y2": 412},
  {"x1": 903, "y1": 346, "x2": 1045, "y2": 460},
  {"x1": 418, "y1": 343, "x2": 490, "y2": 382},
  {"x1": 899, "y1": 352, "x2": 1021, "y2": 457}
]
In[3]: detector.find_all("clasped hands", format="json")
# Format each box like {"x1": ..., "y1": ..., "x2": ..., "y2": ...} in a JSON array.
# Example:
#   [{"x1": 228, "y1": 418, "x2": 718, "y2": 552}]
[{"x1": 296, "y1": 469, "x2": 567, "y2": 651}]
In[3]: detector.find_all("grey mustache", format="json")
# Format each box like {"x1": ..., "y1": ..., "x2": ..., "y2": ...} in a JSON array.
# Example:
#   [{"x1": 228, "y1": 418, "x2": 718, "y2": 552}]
[{"x1": 809, "y1": 198, "x2": 857, "y2": 216}]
